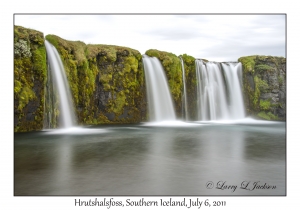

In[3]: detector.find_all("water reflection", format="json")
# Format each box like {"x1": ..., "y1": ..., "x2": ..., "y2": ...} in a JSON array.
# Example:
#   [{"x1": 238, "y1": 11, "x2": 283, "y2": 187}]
[{"x1": 14, "y1": 122, "x2": 286, "y2": 195}]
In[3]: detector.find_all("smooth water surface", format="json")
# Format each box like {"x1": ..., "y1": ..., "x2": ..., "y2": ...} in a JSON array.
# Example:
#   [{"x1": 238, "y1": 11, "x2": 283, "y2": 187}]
[{"x1": 14, "y1": 121, "x2": 286, "y2": 196}]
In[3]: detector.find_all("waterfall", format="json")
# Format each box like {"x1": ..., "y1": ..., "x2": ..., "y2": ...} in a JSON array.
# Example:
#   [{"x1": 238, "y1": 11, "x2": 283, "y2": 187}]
[
  {"x1": 221, "y1": 62, "x2": 246, "y2": 119},
  {"x1": 180, "y1": 57, "x2": 188, "y2": 120},
  {"x1": 45, "y1": 40, "x2": 77, "y2": 128},
  {"x1": 195, "y1": 59, "x2": 245, "y2": 121},
  {"x1": 142, "y1": 55, "x2": 176, "y2": 122}
]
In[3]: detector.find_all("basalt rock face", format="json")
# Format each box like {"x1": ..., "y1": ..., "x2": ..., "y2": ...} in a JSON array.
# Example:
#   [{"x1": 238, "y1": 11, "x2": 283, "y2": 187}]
[
  {"x1": 14, "y1": 26, "x2": 47, "y2": 132},
  {"x1": 45, "y1": 35, "x2": 147, "y2": 126},
  {"x1": 238, "y1": 55, "x2": 286, "y2": 120}
]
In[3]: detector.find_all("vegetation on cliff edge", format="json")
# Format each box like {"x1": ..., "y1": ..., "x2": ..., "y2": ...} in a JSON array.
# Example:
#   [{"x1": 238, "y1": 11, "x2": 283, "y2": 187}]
[
  {"x1": 238, "y1": 55, "x2": 286, "y2": 120},
  {"x1": 46, "y1": 34, "x2": 146, "y2": 125},
  {"x1": 14, "y1": 25, "x2": 47, "y2": 132}
]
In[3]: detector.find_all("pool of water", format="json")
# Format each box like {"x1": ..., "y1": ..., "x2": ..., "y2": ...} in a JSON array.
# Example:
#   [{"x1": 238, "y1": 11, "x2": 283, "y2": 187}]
[{"x1": 14, "y1": 119, "x2": 286, "y2": 196}]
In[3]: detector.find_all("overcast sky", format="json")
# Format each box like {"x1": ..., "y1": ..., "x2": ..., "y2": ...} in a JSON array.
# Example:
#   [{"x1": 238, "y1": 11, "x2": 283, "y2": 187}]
[{"x1": 15, "y1": 14, "x2": 285, "y2": 62}]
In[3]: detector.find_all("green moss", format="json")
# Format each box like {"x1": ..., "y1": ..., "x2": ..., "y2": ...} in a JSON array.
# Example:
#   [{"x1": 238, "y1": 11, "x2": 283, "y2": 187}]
[
  {"x1": 45, "y1": 34, "x2": 146, "y2": 125},
  {"x1": 239, "y1": 55, "x2": 283, "y2": 75},
  {"x1": 14, "y1": 25, "x2": 47, "y2": 132},
  {"x1": 14, "y1": 80, "x2": 22, "y2": 94},
  {"x1": 252, "y1": 75, "x2": 260, "y2": 110},
  {"x1": 278, "y1": 76, "x2": 284, "y2": 86},
  {"x1": 181, "y1": 54, "x2": 195, "y2": 66},
  {"x1": 255, "y1": 64, "x2": 273, "y2": 73},
  {"x1": 257, "y1": 111, "x2": 270, "y2": 120},
  {"x1": 100, "y1": 73, "x2": 113, "y2": 84},
  {"x1": 103, "y1": 83, "x2": 111, "y2": 91},
  {"x1": 257, "y1": 111, "x2": 278, "y2": 120},
  {"x1": 239, "y1": 55, "x2": 285, "y2": 121},
  {"x1": 44, "y1": 35, "x2": 59, "y2": 49},
  {"x1": 32, "y1": 45, "x2": 47, "y2": 83},
  {"x1": 238, "y1": 56, "x2": 256, "y2": 73},
  {"x1": 259, "y1": 99, "x2": 271, "y2": 111},
  {"x1": 18, "y1": 87, "x2": 36, "y2": 111},
  {"x1": 180, "y1": 54, "x2": 197, "y2": 119},
  {"x1": 256, "y1": 77, "x2": 269, "y2": 93},
  {"x1": 124, "y1": 56, "x2": 139, "y2": 73},
  {"x1": 251, "y1": 75, "x2": 269, "y2": 111},
  {"x1": 109, "y1": 91, "x2": 126, "y2": 116}
]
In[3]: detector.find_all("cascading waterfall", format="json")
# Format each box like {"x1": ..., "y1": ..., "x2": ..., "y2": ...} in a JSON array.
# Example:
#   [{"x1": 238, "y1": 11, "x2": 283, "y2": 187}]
[
  {"x1": 180, "y1": 57, "x2": 189, "y2": 120},
  {"x1": 195, "y1": 59, "x2": 245, "y2": 121},
  {"x1": 195, "y1": 60, "x2": 228, "y2": 120},
  {"x1": 142, "y1": 55, "x2": 176, "y2": 122},
  {"x1": 43, "y1": 42, "x2": 245, "y2": 126},
  {"x1": 45, "y1": 40, "x2": 77, "y2": 128},
  {"x1": 221, "y1": 62, "x2": 245, "y2": 119}
]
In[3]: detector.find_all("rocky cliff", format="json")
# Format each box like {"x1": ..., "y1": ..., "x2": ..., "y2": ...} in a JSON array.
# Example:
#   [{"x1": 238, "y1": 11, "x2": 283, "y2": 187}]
[
  {"x1": 14, "y1": 26, "x2": 47, "y2": 132},
  {"x1": 45, "y1": 35, "x2": 147, "y2": 126},
  {"x1": 14, "y1": 26, "x2": 286, "y2": 132},
  {"x1": 238, "y1": 55, "x2": 286, "y2": 120}
]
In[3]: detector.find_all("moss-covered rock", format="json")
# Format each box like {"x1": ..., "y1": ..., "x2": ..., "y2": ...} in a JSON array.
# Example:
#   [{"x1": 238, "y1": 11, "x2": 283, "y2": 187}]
[
  {"x1": 180, "y1": 54, "x2": 197, "y2": 120},
  {"x1": 145, "y1": 49, "x2": 183, "y2": 116},
  {"x1": 46, "y1": 35, "x2": 147, "y2": 125},
  {"x1": 238, "y1": 55, "x2": 286, "y2": 120},
  {"x1": 14, "y1": 25, "x2": 47, "y2": 132},
  {"x1": 14, "y1": 25, "x2": 286, "y2": 131}
]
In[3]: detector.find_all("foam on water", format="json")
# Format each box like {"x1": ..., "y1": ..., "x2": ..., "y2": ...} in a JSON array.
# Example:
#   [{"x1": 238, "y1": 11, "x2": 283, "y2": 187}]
[
  {"x1": 142, "y1": 120, "x2": 203, "y2": 127},
  {"x1": 43, "y1": 127, "x2": 110, "y2": 135},
  {"x1": 194, "y1": 117, "x2": 283, "y2": 125}
]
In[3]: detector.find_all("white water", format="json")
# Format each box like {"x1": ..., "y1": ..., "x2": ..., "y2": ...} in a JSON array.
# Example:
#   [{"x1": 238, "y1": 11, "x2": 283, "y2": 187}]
[
  {"x1": 180, "y1": 57, "x2": 188, "y2": 120},
  {"x1": 142, "y1": 55, "x2": 176, "y2": 122},
  {"x1": 45, "y1": 40, "x2": 77, "y2": 128},
  {"x1": 195, "y1": 59, "x2": 245, "y2": 121},
  {"x1": 222, "y1": 62, "x2": 246, "y2": 119}
]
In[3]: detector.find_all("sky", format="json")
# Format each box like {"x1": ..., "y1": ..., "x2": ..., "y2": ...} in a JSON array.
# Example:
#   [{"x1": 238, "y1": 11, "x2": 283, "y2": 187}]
[{"x1": 14, "y1": 14, "x2": 286, "y2": 62}]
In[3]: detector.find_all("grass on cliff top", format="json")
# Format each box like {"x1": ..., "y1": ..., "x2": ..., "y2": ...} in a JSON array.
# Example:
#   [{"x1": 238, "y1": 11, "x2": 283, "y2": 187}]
[
  {"x1": 86, "y1": 44, "x2": 142, "y2": 61},
  {"x1": 146, "y1": 49, "x2": 178, "y2": 59},
  {"x1": 238, "y1": 55, "x2": 286, "y2": 73},
  {"x1": 145, "y1": 49, "x2": 182, "y2": 73},
  {"x1": 14, "y1": 25, "x2": 44, "y2": 46},
  {"x1": 180, "y1": 54, "x2": 195, "y2": 65},
  {"x1": 46, "y1": 34, "x2": 142, "y2": 63},
  {"x1": 238, "y1": 56, "x2": 257, "y2": 73},
  {"x1": 46, "y1": 35, "x2": 87, "y2": 65}
]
